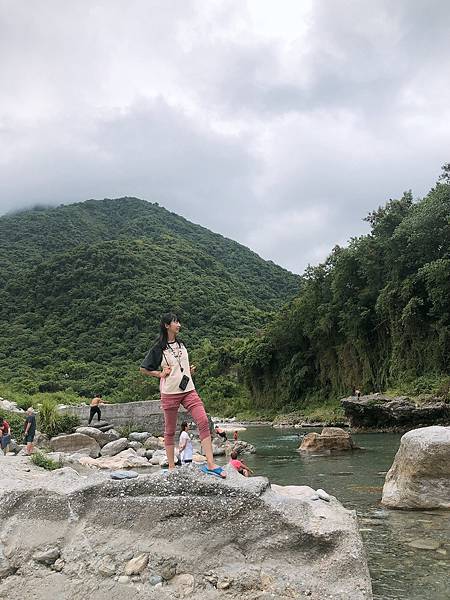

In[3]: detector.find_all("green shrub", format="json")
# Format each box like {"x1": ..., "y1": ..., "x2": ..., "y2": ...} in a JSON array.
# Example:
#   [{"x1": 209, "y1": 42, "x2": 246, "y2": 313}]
[
  {"x1": 37, "y1": 399, "x2": 79, "y2": 436},
  {"x1": 50, "y1": 414, "x2": 80, "y2": 436},
  {"x1": 31, "y1": 451, "x2": 63, "y2": 470}
]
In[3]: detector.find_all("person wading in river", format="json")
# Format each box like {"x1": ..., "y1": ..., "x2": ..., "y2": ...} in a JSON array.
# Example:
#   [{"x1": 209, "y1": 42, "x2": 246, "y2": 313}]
[{"x1": 140, "y1": 312, "x2": 226, "y2": 478}]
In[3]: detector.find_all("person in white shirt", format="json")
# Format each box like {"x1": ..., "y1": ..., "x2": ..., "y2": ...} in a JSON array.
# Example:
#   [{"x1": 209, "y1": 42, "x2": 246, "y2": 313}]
[{"x1": 178, "y1": 421, "x2": 194, "y2": 464}]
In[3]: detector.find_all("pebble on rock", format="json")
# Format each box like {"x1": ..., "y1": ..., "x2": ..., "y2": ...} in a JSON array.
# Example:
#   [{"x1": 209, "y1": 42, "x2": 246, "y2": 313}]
[
  {"x1": 124, "y1": 553, "x2": 149, "y2": 575},
  {"x1": 110, "y1": 470, "x2": 139, "y2": 480},
  {"x1": 148, "y1": 575, "x2": 164, "y2": 586},
  {"x1": 316, "y1": 489, "x2": 331, "y2": 502}
]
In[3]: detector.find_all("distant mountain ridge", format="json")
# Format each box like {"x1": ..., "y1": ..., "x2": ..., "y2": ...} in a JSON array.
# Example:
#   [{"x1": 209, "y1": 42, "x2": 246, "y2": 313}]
[{"x1": 0, "y1": 197, "x2": 299, "y2": 396}]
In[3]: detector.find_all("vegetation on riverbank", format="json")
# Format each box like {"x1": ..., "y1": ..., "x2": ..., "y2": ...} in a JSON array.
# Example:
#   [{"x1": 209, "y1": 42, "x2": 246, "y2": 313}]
[
  {"x1": 244, "y1": 167, "x2": 450, "y2": 412},
  {"x1": 0, "y1": 168, "x2": 448, "y2": 420}
]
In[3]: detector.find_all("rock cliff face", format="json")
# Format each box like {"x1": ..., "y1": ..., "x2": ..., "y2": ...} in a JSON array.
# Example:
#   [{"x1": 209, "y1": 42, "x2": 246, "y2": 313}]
[
  {"x1": 382, "y1": 426, "x2": 450, "y2": 510},
  {"x1": 341, "y1": 394, "x2": 450, "y2": 430},
  {"x1": 0, "y1": 457, "x2": 372, "y2": 599}
]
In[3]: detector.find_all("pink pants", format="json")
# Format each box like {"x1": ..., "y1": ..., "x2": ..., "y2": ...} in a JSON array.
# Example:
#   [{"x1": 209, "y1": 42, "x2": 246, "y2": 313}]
[{"x1": 161, "y1": 389, "x2": 210, "y2": 446}]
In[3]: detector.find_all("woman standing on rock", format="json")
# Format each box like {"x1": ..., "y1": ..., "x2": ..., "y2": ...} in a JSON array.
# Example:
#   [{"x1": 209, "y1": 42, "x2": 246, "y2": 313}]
[{"x1": 140, "y1": 313, "x2": 226, "y2": 478}]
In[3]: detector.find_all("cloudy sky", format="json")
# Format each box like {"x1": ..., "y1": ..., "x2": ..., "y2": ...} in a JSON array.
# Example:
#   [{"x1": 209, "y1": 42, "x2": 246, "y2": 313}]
[{"x1": 0, "y1": 0, "x2": 449, "y2": 273}]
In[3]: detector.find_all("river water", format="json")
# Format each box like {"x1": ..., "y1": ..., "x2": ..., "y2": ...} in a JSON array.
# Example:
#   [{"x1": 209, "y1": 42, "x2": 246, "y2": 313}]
[{"x1": 234, "y1": 426, "x2": 449, "y2": 600}]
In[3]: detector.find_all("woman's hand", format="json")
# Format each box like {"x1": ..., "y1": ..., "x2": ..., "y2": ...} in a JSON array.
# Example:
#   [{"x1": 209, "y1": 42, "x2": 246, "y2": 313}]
[
  {"x1": 160, "y1": 366, "x2": 172, "y2": 378},
  {"x1": 190, "y1": 364, "x2": 196, "y2": 374}
]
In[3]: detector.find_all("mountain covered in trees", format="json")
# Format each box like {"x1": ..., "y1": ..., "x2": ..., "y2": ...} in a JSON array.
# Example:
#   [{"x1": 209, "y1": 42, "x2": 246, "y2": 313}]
[
  {"x1": 243, "y1": 169, "x2": 450, "y2": 411},
  {"x1": 0, "y1": 198, "x2": 299, "y2": 400},
  {"x1": 1, "y1": 168, "x2": 449, "y2": 417}
]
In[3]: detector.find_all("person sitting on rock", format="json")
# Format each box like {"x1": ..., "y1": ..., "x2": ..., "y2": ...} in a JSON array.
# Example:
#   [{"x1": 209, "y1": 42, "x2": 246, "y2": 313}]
[
  {"x1": 88, "y1": 394, "x2": 107, "y2": 425},
  {"x1": 0, "y1": 417, "x2": 11, "y2": 455},
  {"x1": 229, "y1": 451, "x2": 253, "y2": 477},
  {"x1": 23, "y1": 407, "x2": 36, "y2": 455},
  {"x1": 178, "y1": 421, "x2": 194, "y2": 465}
]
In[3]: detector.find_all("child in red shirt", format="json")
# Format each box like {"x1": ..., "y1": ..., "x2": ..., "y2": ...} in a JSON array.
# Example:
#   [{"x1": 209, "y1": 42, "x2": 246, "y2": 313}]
[{"x1": 229, "y1": 450, "x2": 253, "y2": 477}]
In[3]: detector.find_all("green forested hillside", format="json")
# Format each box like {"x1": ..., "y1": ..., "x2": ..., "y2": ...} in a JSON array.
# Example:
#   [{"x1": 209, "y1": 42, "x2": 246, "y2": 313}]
[
  {"x1": 0, "y1": 198, "x2": 299, "y2": 401},
  {"x1": 244, "y1": 172, "x2": 450, "y2": 411}
]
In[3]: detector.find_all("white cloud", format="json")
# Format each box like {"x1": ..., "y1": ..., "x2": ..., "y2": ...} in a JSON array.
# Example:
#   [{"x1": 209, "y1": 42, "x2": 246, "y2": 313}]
[{"x1": 0, "y1": 0, "x2": 449, "y2": 274}]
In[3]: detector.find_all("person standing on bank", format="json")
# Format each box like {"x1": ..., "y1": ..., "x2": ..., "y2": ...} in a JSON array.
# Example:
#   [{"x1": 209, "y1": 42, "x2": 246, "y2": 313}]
[
  {"x1": 140, "y1": 313, "x2": 226, "y2": 478},
  {"x1": 23, "y1": 407, "x2": 36, "y2": 455}
]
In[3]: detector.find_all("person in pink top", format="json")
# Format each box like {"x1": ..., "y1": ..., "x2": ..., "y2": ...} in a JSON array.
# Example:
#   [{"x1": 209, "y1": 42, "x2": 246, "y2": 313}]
[
  {"x1": 140, "y1": 312, "x2": 226, "y2": 478},
  {"x1": 229, "y1": 450, "x2": 253, "y2": 477}
]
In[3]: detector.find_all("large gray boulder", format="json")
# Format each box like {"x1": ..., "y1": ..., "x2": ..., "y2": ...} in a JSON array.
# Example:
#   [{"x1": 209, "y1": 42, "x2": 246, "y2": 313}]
[
  {"x1": 75, "y1": 426, "x2": 119, "y2": 447},
  {"x1": 230, "y1": 440, "x2": 256, "y2": 455},
  {"x1": 49, "y1": 433, "x2": 100, "y2": 458},
  {"x1": 79, "y1": 449, "x2": 153, "y2": 470},
  {"x1": 382, "y1": 426, "x2": 450, "y2": 509},
  {"x1": 0, "y1": 457, "x2": 372, "y2": 599},
  {"x1": 128, "y1": 431, "x2": 151, "y2": 443},
  {"x1": 100, "y1": 437, "x2": 129, "y2": 457}
]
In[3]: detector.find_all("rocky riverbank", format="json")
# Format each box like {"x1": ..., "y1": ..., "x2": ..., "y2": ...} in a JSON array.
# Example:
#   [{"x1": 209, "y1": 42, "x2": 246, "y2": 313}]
[
  {"x1": 341, "y1": 394, "x2": 450, "y2": 431},
  {"x1": 0, "y1": 455, "x2": 372, "y2": 600}
]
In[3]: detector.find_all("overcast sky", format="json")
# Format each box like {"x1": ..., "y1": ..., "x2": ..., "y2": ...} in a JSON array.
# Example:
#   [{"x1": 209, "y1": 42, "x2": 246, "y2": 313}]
[{"x1": 0, "y1": 0, "x2": 449, "y2": 273}]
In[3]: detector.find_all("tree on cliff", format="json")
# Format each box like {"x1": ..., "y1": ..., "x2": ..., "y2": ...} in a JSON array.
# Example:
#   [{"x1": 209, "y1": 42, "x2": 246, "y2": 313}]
[{"x1": 243, "y1": 165, "x2": 450, "y2": 409}]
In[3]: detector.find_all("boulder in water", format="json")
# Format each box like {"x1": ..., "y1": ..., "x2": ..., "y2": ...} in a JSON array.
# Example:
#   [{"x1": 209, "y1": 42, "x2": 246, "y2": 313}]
[
  {"x1": 231, "y1": 440, "x2": 256, "y2": 454},
  {"x1": 299, "y1": 427, "x2": 355, "y2": 453},
  {"x1": 382, "y1": 425, "x2": 450, "y2": 509}
]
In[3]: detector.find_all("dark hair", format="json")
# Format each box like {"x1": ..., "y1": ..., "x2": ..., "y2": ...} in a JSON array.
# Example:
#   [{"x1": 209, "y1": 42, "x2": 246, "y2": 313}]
[
  {"x1": 180, "y1": 421, "x2": 188, "y2": 432},
  {"x1": 230, "y1": 451, "x2": 238, "y2": 459},
  {"x1": 158, "y1": 312, "x2": 179, "y2": 348}
]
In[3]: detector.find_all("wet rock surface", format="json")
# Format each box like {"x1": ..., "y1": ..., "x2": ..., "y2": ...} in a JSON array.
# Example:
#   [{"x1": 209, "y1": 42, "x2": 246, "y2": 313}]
[
  {"x1": 299, "y1": 427, "x2": 356, "y2": 453},
  {"x1": 382, "y1": 426, "x2": 450, "y2": 510},
  {"x1": 341, "y1": 394, "x2": 450, "y2": 430},
  {"x1": 0, "y1": 455, "x2": 372, "y2": 599}
]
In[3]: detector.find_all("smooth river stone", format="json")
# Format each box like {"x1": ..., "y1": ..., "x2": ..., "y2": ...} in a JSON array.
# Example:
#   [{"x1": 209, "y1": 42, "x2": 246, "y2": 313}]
[{"x1": 407, "y1": 539, "x2": 441, "y2": 550}]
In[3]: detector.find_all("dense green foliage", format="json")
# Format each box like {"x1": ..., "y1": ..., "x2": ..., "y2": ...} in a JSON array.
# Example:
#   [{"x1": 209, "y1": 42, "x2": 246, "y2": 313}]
[
  {"x1": 0, "y1": 409, "x2": 25, "y2": 438},
  {"x1": 0, "y1": 198, "x2": 299, "y2": 401},
  {"x1": 244, "y1": 173, "x2": 450, "y2": 410},
  {"x1": 1, "y1": 173, "x2": 448, "y2": 418}
]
